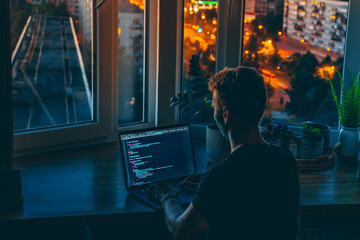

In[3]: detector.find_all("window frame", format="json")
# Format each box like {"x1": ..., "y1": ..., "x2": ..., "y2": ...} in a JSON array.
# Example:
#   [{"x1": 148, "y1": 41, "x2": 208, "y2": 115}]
[
  {"x1": 11, "y1": 0, "x2": 358, "y2": 154},
  {"x1": 13, "y1": 0, "x2": 161, "y2": 155},
  {"x1": 180, "y1": 0, "x2": 356, "y2": 144}
]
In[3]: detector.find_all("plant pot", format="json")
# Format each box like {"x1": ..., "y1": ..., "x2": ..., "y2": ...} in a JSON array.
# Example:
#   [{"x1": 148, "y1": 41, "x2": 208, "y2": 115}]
[
  {"x1": 297, "y1": 136, "x2": 324, "y2": 159},
  {"x1": 339, "y1": 127, "x2": 359, "y2": 158},
  {"x1": 206, "y1": 123, "x2": 231, "y2": 162},
  {"x1": 302, "y1": 122, "x2": 330, "y2": 153}
]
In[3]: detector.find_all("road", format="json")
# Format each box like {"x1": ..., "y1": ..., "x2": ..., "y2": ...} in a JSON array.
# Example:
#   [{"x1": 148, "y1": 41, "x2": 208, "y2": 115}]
[{"x1": 12, "y1": 15, "x2": 92, "y2": 131}]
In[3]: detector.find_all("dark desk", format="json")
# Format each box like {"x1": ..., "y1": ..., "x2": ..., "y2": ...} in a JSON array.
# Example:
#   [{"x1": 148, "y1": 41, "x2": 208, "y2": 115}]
[{"x1": 2, "y1": 139, "x2": 360, "y2": 224}]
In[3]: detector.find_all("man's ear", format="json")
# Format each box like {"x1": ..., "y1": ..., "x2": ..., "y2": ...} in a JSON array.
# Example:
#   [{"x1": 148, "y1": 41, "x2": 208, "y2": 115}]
[{"x1": 222, "y1": 106, "x2": 230, "y2": 124}]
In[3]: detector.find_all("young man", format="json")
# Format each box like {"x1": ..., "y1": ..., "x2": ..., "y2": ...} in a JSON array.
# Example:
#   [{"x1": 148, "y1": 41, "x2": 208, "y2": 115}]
[{"x1": 150, "y1": 66, "x2": 300, "y2": 239}]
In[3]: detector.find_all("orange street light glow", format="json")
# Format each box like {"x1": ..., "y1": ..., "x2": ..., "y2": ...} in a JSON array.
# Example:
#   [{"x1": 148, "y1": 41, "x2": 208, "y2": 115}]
[
  {"x1": 327, "y1": 48, "x2": 331, "y2": 51},
  {"x1": 245, "y1": 50, "x2": 249, "y2": 54},
  {"x1": 277, "y1": 66, "x2": 280, "y2": 70},
  {"x1": 278, "y1": 31, "x2": 282, "y2": 36},
  {"x1": 301, "y1": 39, "x2": 305, "y2": 43},
  {"x1": 259, "y1": 68, "x2": 276, "y2": 78},
  {"x1": 245, "y1": 32, "x2": 250, "y2": 36},
  {"x1": 212, "y1": 18, "x2": 217, "y2": 25},
  {"x1": 258, "y1": 25, "x2": 263, "y2": 30},
  {"x1": 118, "y1": 28, "x2": 121, "y2": 35},
  {"x1": 267, "y1": 40, "x2": 272, "y2": 44}
]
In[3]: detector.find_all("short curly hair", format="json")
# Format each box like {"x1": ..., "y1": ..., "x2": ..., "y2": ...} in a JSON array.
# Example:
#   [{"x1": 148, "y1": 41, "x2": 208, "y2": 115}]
[{"x1": 208, "y1": 66, "x2": 266, "y2": 127}]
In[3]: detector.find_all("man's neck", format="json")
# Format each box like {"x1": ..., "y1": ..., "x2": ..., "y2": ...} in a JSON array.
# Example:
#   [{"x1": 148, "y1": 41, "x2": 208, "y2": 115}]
[{"x1": 228, "y1": 126, "x2": 265, "y2": 152}]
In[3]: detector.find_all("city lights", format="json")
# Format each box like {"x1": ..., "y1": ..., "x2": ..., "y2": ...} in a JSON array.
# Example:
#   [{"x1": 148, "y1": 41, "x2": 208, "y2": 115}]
[
  {"x1": 245, "y1": 50, "x2": 249, "y2": 54},
  {"x1": 195, "y1": 1, "x2": 218, "y2": 4},
  {"x1": 300, "y1": 38, "x2": 305, "y2": 43},
  {"x1": 118, "y1": 28, "x2": 121, "y2": 35},
  {"x1": 258, "y1": 25, "x2": 264, "y2": 30},
  {"x1": 327, "y1": 48, "x2": 331, "y2": 52},
  {"x1": 267, "y1": 40, "x2": 272, "y2": 44},
  {"x1": 278, "y1": 31, "x2": 282, "y2": 36},
  {"x1": 212, "y1": 18, "x2": 217, "y2": 25},
  {"x1": 197, "y1": 27, "x2": 202, "y2": 33},
  {"x1": 201, "y1": 13, "x2": 206, "y2": 20},
  {"x1": 245, "y1": 32, "x2": 250, "y2": 36}
]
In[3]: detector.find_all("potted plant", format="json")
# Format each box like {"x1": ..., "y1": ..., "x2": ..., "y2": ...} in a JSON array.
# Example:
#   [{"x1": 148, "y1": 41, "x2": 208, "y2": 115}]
[
  {"x1": 297, "y1": 123, "x2": 324, "y2": 159},
  {"x1": 328, "y1": 71, "x2": 360, "y2": 159},
  {"x1": 260, "y1": 115, "x2": 300, "y2": 149},
  {"x1": 170, "y1": 53, "x2": 230, "y2": 162}
]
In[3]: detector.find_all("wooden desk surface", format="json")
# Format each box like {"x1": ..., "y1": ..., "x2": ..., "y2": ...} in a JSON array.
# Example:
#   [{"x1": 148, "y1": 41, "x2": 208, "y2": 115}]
[{"x1": 2, "y1": 139, "x2": 360, "y2": 223}]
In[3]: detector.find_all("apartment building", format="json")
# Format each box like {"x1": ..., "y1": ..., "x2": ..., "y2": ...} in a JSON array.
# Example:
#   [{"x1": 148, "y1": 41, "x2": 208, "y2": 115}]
[{"x1": 283, "y1": 0, "x2": 348, "y2": 55}]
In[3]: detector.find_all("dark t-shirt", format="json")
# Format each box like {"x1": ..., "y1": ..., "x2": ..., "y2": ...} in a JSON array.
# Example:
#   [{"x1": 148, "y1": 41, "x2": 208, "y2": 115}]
[{"x1": 192, "y1": 144, "x2": 300, "y2": 239}]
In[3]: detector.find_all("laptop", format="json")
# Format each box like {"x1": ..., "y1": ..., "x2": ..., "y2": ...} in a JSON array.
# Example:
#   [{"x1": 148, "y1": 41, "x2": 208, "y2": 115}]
[{"x1": 119, "y1": 124, "x2": 198, "y2": 209}]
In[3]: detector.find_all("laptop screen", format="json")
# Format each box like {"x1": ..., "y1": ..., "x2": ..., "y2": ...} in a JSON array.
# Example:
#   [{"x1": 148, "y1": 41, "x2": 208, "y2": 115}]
[{"x1": 120, "y1": 125, "x2": 196, "y2": 187}]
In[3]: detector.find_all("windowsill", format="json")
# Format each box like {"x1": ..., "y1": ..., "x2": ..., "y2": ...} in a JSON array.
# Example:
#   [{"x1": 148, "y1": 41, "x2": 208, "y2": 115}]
[{"x1": 190, "y1": 123, "x2": 340, "y2": 145}]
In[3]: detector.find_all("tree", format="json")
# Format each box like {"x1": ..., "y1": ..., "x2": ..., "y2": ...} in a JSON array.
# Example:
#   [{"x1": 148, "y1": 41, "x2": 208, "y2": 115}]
[
  {"x1": 286, "y1": 72, "x2": 331, "y2": 121},
  {"x1": 285, "y1": 51, "x2": 319, "y2": 77}
]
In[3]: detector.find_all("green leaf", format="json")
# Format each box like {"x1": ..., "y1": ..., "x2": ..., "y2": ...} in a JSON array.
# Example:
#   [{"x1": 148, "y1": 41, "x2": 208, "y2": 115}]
[{"x1": 328, "y1": 72, "x2": 343, "y2": 125}]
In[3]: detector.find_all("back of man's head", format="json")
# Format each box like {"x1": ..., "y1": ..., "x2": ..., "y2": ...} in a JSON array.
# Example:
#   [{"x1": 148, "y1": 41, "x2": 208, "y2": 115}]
[{"x1": 208, "y1": 66, "x2": 266, "y2": 127}]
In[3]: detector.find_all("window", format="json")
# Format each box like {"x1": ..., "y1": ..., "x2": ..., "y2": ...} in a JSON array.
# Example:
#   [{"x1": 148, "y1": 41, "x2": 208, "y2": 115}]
[
  {"x1": 181, "y1": 0, "x2": 218, "y2": 124},
  {"x1": 10, "y1": 0, "x2": 159, "y2": 152},
  {"x1": 241, "y1": 0, "x2": 349, "y2": 128},
  {"x1": 118, "y1": 0, "x2": 146, "y2": 125},
  {"x1": 10, "y1": 0, "x2": 94, "y2": 131},
  {"x1": 180, "y1": 0, "x2": 350, "y2": 130}
]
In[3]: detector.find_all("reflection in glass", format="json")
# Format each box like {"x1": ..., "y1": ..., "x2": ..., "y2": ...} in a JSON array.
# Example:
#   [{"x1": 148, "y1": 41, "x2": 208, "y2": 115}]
[
  {"x1": 118, "y1": 0, "x2": 145, "y2": 125},
  {"x1": 242, "y1": 0, "x2": 349, "y2": 127},
  {"x1": 11, "y1": 0, "x2": 94, "y2": 131}
]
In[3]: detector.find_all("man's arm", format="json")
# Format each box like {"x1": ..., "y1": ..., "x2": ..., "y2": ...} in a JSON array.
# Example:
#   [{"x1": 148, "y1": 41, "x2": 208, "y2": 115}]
[
  {"x1": 162, "y1": 199, "x2": 210, "y2": 240},
  {"x1": 150, "y1": 180, "x2": 210, "y2": 239}
]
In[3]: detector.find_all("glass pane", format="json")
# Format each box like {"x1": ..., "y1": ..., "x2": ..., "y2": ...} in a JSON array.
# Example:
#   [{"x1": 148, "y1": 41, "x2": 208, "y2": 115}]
[
  {"x1": 118, "y1": 0, "x2": 145, "y2": 125},
  {"x1": 11, "y1": 0, "x2": 94, "y2": 131},
  {"x1": 242, "y1": 0, "x2": 349, "y2": 128},
  {"x1": 181, "y1": 0, "x2": 218, "y2": 124}
]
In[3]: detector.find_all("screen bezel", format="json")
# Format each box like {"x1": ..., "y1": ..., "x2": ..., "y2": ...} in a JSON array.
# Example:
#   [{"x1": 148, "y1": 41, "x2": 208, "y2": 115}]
[{"x1": 119, "y1": 123, "x2": 197, "y2": 190}]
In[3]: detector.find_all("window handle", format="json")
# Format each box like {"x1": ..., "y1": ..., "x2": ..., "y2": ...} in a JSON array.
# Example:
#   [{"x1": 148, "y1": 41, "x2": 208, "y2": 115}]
[{"x1": 96, "y1": 0, "x2": 106, "y2": 9}]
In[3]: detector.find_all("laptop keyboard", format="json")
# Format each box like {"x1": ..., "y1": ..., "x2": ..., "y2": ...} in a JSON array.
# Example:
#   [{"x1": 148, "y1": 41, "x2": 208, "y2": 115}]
[{"x1": 140, "y1": 182, "x2": 197, "y2": 197}]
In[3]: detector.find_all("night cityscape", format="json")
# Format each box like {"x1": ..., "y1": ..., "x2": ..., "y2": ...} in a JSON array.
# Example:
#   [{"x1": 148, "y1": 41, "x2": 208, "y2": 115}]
[{"x1": 182, "y1": 0, "x2": 348, "y2": 127}]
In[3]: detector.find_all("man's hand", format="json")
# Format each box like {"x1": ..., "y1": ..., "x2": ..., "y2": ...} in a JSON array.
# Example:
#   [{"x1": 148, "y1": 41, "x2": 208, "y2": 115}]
[
  {"x1": 181, "y1": 174, "x2": 203, "y2": 189},
  {"x1": 149, "y1": 181, "x2": 178, "y2": 205}
]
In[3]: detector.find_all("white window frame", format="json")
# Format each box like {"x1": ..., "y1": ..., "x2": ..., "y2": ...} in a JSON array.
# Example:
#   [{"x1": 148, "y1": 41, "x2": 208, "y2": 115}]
[
  {"x1": 181, "y1": 0, "x2": 357, "y2": 145},
  {"x1": 13, "y1": 0, "x2": 161, "y2": 155},
  {"x1": 12, "y1": 0, "x2": 358, "y2": 154}
]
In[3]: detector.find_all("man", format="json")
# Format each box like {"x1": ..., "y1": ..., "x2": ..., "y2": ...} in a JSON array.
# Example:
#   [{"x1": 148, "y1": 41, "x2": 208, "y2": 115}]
[{"x1": 151, "y1": 66, "x2": 300, "y2": 239}]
